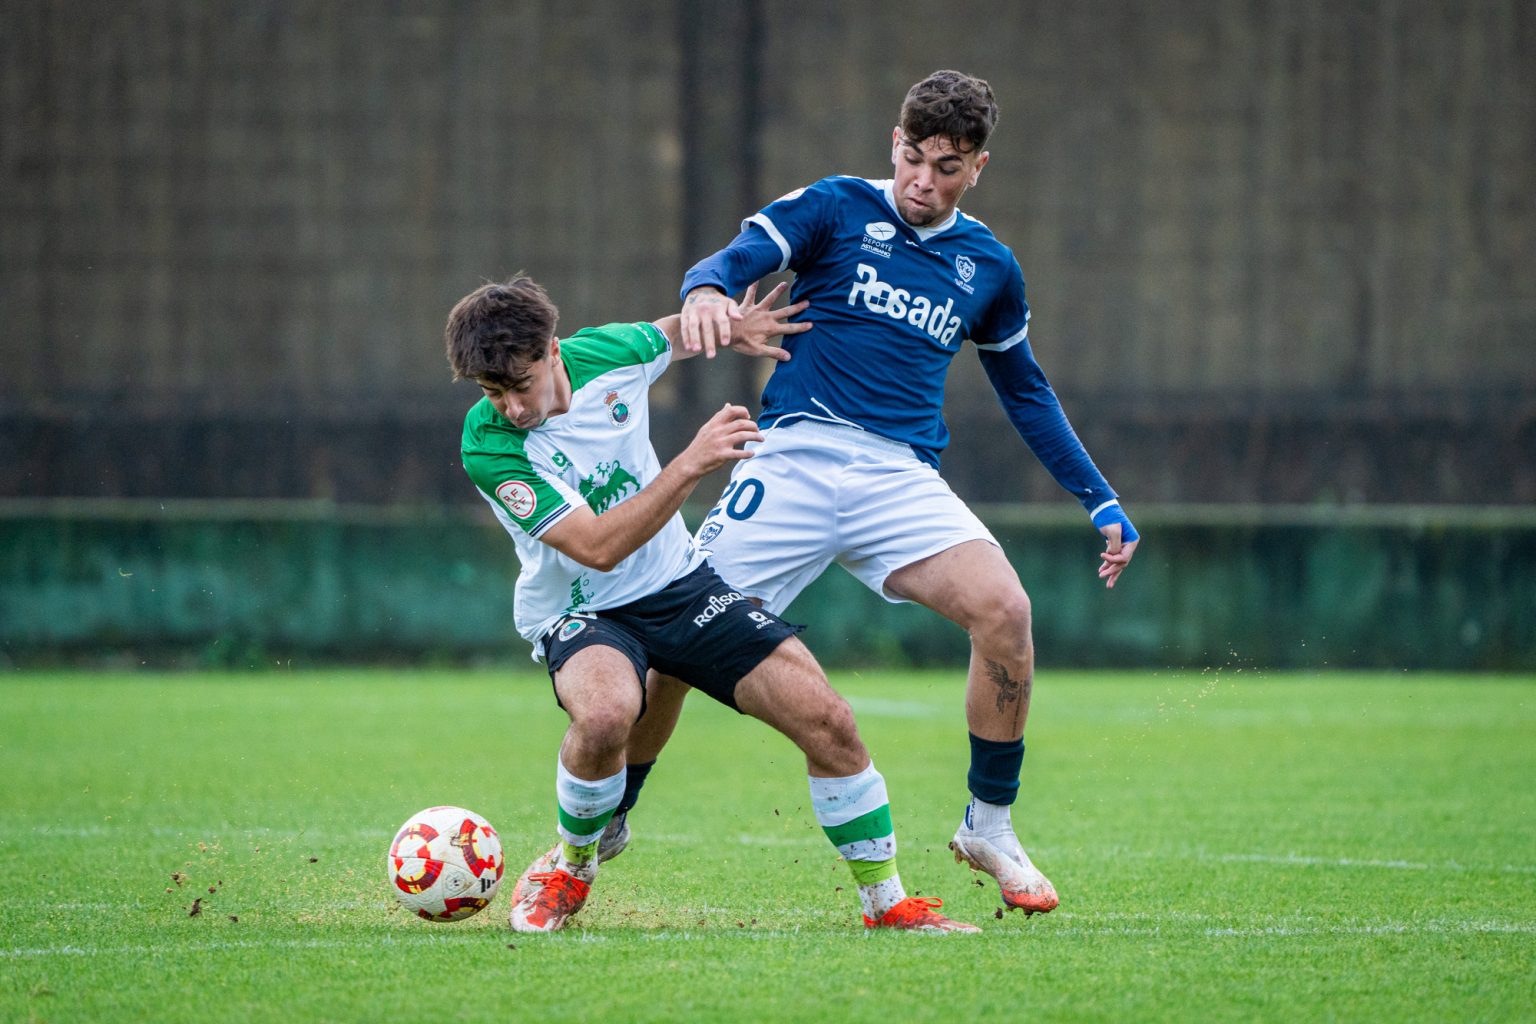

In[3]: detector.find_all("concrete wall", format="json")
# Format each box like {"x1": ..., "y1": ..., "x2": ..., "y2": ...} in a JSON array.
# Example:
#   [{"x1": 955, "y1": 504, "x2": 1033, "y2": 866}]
[{"x1": 3, "y1": 1, "x2": 1532, "y2": 506}]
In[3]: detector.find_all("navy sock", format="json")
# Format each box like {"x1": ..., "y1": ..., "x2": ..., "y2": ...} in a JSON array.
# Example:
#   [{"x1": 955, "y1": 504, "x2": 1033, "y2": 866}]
[
  {"x1": 616, "y1": 759, "x2": 656, "y2": 814},
  {"x1": 967, "y1": 734, "x2": 1023, "y2": 806}
]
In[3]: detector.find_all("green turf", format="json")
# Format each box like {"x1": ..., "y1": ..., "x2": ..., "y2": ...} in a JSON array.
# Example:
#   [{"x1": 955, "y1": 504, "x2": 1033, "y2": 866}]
[{"x1": 2, "y1": 669, "x2": 1532, "y2": 1023}]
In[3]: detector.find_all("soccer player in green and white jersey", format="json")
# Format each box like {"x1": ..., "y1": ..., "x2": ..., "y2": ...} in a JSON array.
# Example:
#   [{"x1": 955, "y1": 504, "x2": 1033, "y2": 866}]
[{"x1": 446, "y1": 274, "x2": 976, "y2": 934}]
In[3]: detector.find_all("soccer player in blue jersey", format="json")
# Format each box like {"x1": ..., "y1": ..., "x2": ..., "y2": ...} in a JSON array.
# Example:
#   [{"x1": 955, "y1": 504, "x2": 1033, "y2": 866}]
[{"x1": 629, "y1": 70, "x2": 1140, "y2": 916}]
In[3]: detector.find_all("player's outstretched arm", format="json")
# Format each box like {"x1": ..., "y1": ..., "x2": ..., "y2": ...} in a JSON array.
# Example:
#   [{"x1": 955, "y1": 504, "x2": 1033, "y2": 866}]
[
  {"x1": 657, "y1": 281, "x2": 809, "y2": 363},
  {"x1": 538, "y1": 404, "x2": 762, "y2": 572}
]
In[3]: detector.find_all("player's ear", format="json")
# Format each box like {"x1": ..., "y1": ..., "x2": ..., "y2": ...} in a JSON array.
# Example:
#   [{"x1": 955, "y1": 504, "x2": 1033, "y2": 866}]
[
  {"x1": 890, "y1": 126, "x2": 903, "y2": 163},
  {"x1": 547, "y1": 335, "x2": 560, "y2": 360},
  {"x1": 969, "y1": 151, "x2": 990, "y2": 187}
]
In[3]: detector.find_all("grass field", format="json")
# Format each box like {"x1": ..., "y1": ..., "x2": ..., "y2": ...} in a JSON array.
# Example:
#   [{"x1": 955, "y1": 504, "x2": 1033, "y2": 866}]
[{"x1": 1, "y1": 669, "x2": 1533, "y2": 1023}]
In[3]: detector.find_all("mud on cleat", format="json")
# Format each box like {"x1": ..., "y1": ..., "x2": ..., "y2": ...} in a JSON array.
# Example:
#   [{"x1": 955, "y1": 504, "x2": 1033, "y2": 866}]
[
  {"x1": 509, "y1": 859, "x2": 592, "y2": 933},
  {"x1": 949, "y1": 826, "x2": 1059, "y2": 915},
  {"x1": 863, "y1": 896, "x2": 980, "y2": 934},
  {"x1": 507, "y1": 845, "x2": 559, "y2": 907}
]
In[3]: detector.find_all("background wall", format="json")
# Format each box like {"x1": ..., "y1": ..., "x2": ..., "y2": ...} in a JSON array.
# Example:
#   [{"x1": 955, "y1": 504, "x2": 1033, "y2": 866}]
[
  {"x1": 3, "y1": 0, "x2": 1531, "y2": 507},
  {"x1": 4, "y1": 503, "x2": 1531, "y2": 670},
  {"x1": 2, "y1": 1, "x2": 1532, "y2": 667}
]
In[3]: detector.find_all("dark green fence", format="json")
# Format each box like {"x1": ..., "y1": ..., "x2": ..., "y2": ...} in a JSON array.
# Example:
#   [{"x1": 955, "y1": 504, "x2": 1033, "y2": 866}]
[{"x1": 1, "y1": 501, "x2": 1530, "y2": 670}]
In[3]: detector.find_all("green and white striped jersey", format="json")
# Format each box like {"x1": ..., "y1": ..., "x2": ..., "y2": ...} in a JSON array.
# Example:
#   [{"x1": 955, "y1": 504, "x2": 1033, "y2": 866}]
[{"x1": 461, "y1": 321, "x2": 705, "y2": 647}]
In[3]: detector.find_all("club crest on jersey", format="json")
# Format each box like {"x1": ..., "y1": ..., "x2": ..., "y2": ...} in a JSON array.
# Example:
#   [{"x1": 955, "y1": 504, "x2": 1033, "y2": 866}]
[
  {"x1": 495, "y1": 480, "x2": 537, "y2": 519},
  {"x1": 861, "y1": 221, "x2": 896, "y2": 258},
  {"x1": 847, "y1": 263, "x2": 962, "y2": 344},
  {"x1": 557, "y1": 618, "x2": 586, "y2": 642},
  {"x1": 954, "y1": 255, "x2": 978, "y2": 297},
  {"x1": 603, "y1": 390, "x2": 631, "y2": 427},
  {"x1": 698, "y1": 522, "x2": 724, "y2": 545}
]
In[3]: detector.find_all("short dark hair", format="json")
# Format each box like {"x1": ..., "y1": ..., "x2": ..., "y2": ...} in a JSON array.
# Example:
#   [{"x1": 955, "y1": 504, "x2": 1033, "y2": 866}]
[
  {"x1": 444, "y1": 274, "x2": 560, "y2": 384},
  {"x1": 899, "y1": 70, "x2": 999, "y2": 154}
]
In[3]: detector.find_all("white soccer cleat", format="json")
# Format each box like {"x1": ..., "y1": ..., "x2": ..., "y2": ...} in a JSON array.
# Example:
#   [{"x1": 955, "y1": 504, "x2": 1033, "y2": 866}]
[
  {"x1": 949, "y1": 825, "x2": 1059, "y2": 915},
  {"x1": 597, "y1": 812, "x2": 630, "y2": 863}
]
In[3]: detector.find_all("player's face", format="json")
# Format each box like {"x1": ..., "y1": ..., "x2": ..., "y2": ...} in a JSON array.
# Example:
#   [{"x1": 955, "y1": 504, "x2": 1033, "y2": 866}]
[
  {"x1": 890, "y1": 129, "x2": 989, "y2": 227},
  {"x1": 476, "y1": 337, "x2": 569, "y2": 429}
]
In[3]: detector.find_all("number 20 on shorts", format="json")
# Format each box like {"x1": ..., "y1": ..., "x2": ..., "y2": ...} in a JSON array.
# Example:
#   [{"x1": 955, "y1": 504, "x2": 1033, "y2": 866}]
[{"x1": 709, "y1": 478, "x2": 765, "y2": 522}]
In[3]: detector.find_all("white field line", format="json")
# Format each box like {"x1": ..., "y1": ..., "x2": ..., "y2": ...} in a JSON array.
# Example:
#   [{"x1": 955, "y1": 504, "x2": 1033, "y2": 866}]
[
  {"x1": 7, "y1": 917, "x2": 1533, "y2": 960},
  {"x1": 24, "y1": 822, "x2": 1534, "y2": 876},
  {"x1": 1203, "y1": 921, "x2": 1536, "y2": 937},
  {"x1": 13, "y1": 821, "x2": 1536, "y2": 875},
  {"x1": 845, "y1": 696, "x2": 944, "y2": 719},
  {"x1": 1105, "y1": 846, "x2": 1536, "y2": 876}
]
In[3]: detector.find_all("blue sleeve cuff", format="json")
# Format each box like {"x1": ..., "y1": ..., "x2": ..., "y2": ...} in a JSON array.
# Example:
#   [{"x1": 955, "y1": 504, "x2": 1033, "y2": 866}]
[
  {"x1": 680, "y1": 225, "x2": 785, "y2": 302},
  {"x1": 1090, "y1": 500, "x2": 1139, "y2": 544}
]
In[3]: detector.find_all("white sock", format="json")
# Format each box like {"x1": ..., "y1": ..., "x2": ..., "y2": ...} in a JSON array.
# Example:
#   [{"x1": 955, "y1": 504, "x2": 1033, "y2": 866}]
[
  {"x1": 555, "y1": 759, "x2": 624, "y2": 877},
  {"x1": 966, "y1": 796, "x2": 1014, "y2": 836},
  {"x1": 858, "y1": 874, "x2": 908, "y2": 920}
]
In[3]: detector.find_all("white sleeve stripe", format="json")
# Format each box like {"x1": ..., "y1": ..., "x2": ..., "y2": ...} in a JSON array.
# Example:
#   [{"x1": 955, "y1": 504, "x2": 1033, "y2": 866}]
[
  {"x1": 974, "y1": 322, "x2": 1030, "y2": 352},
  {"x1": 744, "y1": 213, "x2": 791, "y2": 273},
  {"x1": 1089, "y1": 500, "x2": 1121, "y2": 519},
  {"x1": 528, "y1": 503, "x2": 574, "y2": 538}
]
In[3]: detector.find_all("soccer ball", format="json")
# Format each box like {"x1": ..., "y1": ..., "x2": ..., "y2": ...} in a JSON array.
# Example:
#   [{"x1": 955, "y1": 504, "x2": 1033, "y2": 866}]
[{"x1": 387, "y1": 806, "x2": 504, "y2": 922}]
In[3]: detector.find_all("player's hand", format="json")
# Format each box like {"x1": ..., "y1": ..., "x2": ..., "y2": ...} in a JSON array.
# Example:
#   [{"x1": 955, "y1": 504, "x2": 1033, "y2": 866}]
[
  {"x1": 1097, "y1": 523, "x2": 1138, "y2": 589},
  {"x1": 678, "y1": 403, "x2": 762, "y2": 478},
  {"x1": 728, "y1": 281, "x2": 808, "y2": 362},
  {"x1": 681, "y1": 286, "x2": 744, "y2": 359}
]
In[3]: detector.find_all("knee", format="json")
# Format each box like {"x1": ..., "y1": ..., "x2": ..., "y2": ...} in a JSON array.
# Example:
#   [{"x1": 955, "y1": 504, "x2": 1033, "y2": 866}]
[
  {"x1": 570, "y1": 702, "x2": 637, "y2": 756},
  {"x1": 971, "y1": 588, "x2": 1033, "y2": 647},
  {"x1": 802, "y1": 692, "x2": 868, "y2": 773},
  {"x1": 811, "y1": 691, "x2": 861, "y2": 750}
]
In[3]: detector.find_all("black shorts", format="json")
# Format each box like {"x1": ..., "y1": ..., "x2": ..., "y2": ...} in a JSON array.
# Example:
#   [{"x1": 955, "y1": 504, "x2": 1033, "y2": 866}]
[{"x1": 540, "y1": 562, "x2": 803, "y2": 713}]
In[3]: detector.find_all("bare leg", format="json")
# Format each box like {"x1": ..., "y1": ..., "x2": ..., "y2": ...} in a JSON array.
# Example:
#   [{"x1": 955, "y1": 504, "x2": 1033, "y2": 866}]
[
  {"x1": 507, "y1": 645, "x2": 643, "y2": 933},
  {"x1": 884, "y1": 539, "x2": 1033, "y2": 742},
  {"x1": 732, "y1": 636, "x2": 868, "y2": 778},
  {"x1": 552, "y1": 646, "x2": 644, "y2": 780},
  {"x1": 884, "y1": 539, "x2": 1058, "y2": 913}
]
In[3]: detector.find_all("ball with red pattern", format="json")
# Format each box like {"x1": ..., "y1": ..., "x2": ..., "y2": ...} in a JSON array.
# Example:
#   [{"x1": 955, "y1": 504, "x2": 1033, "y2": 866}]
[{"x1": 387, "y1": 806, "x2": 504, "y2": 922}]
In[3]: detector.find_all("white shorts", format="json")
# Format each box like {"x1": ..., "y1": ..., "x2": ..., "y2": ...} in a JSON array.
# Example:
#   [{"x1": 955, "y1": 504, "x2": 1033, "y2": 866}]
[{"x1": 693, "y1": 419, "x2": 999, "y2": 615}]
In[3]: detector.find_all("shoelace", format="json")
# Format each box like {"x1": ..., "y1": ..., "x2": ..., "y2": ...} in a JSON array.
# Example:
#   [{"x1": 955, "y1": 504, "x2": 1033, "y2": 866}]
[
  {"x1": 527, "y1": 870, "x2": 586, "y2": 891},
  {"x1": 863, "y1": 895, "x2": 951, "y2": 927},
  {"x1": 891, "y1": 896, "x2": 946, "y2": 917}
]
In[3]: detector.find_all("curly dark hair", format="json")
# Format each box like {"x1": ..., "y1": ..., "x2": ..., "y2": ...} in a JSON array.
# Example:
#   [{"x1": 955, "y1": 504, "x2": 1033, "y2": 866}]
[
  {"x1": 899, "y1": 70, "x2": 999, "y2": 153},
  {"x1": 444, "y1": 274, "x2": 560, "y2": 384}
]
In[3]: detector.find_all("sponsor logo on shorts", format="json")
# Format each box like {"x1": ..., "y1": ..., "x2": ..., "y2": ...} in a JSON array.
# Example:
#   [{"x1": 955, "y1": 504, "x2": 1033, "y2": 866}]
[
  {"x1": 747, "y1": 610, "x2": 774, "y2": 630},
  {"x1": 692, "y1": 590, "x2": 746, "y2": 628},
  {"x1": 495, "y1": 480, "x2": 537, "y2": 519},
  {"x1": 557, "y1": 618, "x2": 586, "y2": 642},
  {"x1": 697, "y1": 522, "x2": 723, "y2": 545}
]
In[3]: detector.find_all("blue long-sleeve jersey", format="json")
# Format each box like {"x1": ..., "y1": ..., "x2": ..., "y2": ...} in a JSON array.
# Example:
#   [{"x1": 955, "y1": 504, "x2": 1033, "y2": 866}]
[{"x1": 681, "y1": 175, "x2": 1118, "y2": 515}]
